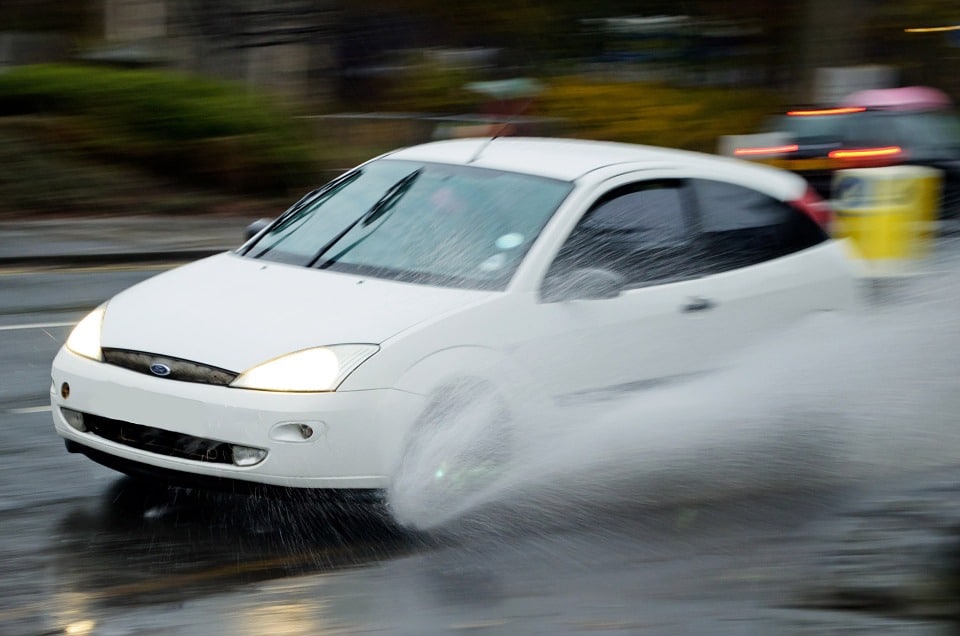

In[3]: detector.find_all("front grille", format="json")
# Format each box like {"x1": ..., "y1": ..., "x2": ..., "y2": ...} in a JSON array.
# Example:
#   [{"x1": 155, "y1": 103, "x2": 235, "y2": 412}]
[
  {"x1": 83, "y1": 413, "x2": 234, "y2": 464},
  {"x1": 102, "y1": 348, "x2": 238, "y2": 386}
]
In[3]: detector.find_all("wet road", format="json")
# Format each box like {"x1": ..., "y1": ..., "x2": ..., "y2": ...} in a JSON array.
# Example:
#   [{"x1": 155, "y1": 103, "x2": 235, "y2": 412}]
[{"x1": 2, "y1": 263, "x2": 960, "y2": 635}]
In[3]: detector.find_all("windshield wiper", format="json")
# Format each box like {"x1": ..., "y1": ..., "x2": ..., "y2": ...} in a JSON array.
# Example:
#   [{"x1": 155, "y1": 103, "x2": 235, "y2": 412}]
[
  {"x1": 307, "y1": 169, "x2": 422, "y2": 269},
  {"x1": 247, "y1": 169, "x2": 364, "y2": 259}
]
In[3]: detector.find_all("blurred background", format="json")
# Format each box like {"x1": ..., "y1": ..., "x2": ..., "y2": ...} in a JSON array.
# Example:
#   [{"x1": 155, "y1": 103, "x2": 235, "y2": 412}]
[{"x1": 0, "y1": 0, "x2": 957, "y2": 216}]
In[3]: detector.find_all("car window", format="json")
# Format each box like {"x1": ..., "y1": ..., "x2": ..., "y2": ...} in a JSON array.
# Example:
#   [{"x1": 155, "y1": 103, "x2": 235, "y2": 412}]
[
  {"x1": 888, "y1": 111, "x2": 960, "y2": 155},
  {"x1": 692, "y1": 179, "x2": 827, "y2": 273},
  {"x1": 547, "y1": 180, "x2": 698, "y2": 288},
  {"x1": 248, "y1": 166, "x2": 411, "y2": 265},
  {"x1": 244, "y1": 160, "x2": 573, "y2": 290},
  {"x1": 843, "y1": 112, "x2": 896, "y2": 147},
  {"x1": 766, "y1": 114, "x2": 848, "y2": 143}
]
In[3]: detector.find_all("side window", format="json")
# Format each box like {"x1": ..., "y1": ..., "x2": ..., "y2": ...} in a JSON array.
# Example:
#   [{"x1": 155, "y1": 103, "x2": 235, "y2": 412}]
[
  {"x1": 548, "y1": 180, "x2": 696, "y2": 287},
  {"x1": 843, "y1": 112, "x2": 896, "y2": 147},
  {"x1": 692, "y1": 179, "x2": 826, "y2": 273}
]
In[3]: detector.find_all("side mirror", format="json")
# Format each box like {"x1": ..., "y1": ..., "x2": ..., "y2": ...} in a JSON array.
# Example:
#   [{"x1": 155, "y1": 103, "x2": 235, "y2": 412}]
[
  {"x1": 540, "y1": 268, "x2": 626, "y2": 303},
  {"x1": 244, "y1": 218, "x2": 273, "y2": 241}
]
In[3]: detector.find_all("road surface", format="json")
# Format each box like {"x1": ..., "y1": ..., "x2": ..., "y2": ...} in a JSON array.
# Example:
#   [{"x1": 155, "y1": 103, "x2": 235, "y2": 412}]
[{"x1": 2, "y1": 260, "x2": 960, "y2": 635}]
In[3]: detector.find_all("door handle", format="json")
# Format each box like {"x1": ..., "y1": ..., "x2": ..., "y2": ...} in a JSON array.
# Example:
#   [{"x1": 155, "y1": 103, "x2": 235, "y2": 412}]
[{"x1": 682, "y1": 296, "x2": 715, "y2": 312}]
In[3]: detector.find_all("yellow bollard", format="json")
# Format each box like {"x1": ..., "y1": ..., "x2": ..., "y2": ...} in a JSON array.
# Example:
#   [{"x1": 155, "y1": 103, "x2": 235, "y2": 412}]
[{"x1": 831, "y1": 166, "x2": 942, "y2": 277}]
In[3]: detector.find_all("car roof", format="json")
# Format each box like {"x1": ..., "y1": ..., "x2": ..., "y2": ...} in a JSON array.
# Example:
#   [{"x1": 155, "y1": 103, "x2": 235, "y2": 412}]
[{"x1": 384, "y1": 137, "x2": 797, "y2": 186}]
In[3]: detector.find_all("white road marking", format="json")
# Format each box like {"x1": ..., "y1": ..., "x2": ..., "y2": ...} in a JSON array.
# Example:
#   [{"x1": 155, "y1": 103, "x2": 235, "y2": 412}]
[
  {"x1": 8, "y1": 405, "x2": 51, "y2": 414},
  {"x1": 0, "y1": 321, "x2": 74, "y2": 332}
]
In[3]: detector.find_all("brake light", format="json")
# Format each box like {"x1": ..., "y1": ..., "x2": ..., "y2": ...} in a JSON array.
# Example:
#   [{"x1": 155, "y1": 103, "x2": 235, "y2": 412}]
[
  {"x1": 828, "y1": 146, "x2": 902, "y2": 160},
  {"x1": 734, "y1": 144, "x2": 799, "y2": 157},
  {"x1": 786, "y1": 107, "x2": 866, "y2": 116},
  {"x1": 792, "y1": 185, "x2": 831, "y2": 229}
]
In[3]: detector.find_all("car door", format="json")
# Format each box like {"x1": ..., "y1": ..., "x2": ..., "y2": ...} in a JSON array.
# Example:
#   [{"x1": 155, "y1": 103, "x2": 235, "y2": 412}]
[
  {"x1": 514, "y1": 178, "x2": 724, "y2": 403},
  {"x1": 682, "y1": 177, "x2": 842, "y2": 361}
]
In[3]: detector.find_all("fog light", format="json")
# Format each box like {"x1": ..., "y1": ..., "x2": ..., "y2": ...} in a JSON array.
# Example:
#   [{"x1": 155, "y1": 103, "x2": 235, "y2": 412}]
[
  {"x1": 60, "y1": 407, "x2": 86, "y2": 432},
  {"x1": 231, "y1": 445, "x2": 267, "y2": 467}
]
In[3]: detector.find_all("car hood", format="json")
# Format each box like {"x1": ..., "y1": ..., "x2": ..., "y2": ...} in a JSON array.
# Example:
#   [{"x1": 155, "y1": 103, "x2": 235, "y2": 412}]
[{"x1": 100, "y1": 253, "x2": 494, "y2": 372}]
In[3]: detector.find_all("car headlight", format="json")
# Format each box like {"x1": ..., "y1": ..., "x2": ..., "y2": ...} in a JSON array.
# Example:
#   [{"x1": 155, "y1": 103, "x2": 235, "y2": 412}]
[
  {"x1": 65, "y1": 305, "x2": 106, "y2": 362},
  {"x1": 230, "y1": 344, "x2": 379, "y2": 392}
]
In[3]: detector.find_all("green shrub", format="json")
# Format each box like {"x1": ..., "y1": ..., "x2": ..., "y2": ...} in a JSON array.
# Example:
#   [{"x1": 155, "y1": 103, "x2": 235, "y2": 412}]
[
  {"x1": 0, "y1": 64, "x2": 318, "y2": 193},
  {"x1": 538, "y1": 76, "x2": 785, "y2": 153}
]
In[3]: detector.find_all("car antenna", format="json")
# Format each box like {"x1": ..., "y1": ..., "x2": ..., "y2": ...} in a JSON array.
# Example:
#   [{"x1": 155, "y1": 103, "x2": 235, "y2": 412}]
[{"x1": 467, "y1": 95, "x2": 534, "y2": 164}]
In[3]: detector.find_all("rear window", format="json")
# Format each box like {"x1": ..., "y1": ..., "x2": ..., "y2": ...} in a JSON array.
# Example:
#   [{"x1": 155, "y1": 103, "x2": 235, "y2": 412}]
[
  {"x1": 765, "y1": 114, "x2": 851, "y2": 142},
  {"x1": 888, "y1": 111, "x2": 960, "y2": 153}
]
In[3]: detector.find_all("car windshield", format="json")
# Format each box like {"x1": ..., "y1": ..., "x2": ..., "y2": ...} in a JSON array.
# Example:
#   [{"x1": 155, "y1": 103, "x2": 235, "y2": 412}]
[{"x1": 241, "y1": 159, "x2": 573, "y2": 290}]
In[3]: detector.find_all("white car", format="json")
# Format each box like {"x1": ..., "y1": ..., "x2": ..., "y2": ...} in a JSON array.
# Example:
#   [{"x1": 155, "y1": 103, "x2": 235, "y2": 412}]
[{"x1": 51, "y1": 137, "x2": 857, "y2": 505}]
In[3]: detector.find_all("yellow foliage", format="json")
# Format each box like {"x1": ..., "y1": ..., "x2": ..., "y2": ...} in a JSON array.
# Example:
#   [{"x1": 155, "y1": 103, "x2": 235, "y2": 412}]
[{"x1": 538, "y1": 76, "x2": 785, "y2": 153}]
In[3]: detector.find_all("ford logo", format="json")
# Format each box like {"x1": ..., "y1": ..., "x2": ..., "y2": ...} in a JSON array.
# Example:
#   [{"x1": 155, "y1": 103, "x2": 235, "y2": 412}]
[{"x1": 149, "y1": 363, "x2": 172, "y2": 377}]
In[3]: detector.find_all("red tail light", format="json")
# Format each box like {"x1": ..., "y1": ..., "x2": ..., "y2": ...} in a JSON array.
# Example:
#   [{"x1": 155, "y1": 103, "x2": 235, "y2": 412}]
[
  {"x1": 792, "y1": 185, "x2": 832, "y2": 229},
  {"x1": 787, "y1": 107, "x2": 866, "y2": 116},
  {"x1": 734, "y1": 144, "x2": 799, "y2": 157},
  {"x1": 828, "y1": 146, "x2": 902, "y2": 160}
]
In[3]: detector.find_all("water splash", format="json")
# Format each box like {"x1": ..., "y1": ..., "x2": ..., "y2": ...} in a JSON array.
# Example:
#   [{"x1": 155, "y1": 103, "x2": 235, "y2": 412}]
[{"x1": 389, "y1": 248, "x2": 960, "y2": 532}]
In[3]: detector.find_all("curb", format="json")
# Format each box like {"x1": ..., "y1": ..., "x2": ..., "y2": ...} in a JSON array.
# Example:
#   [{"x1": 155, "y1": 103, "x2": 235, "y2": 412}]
[{"x1": 0, "y1": 249, "x2": 227, "y2": 268}]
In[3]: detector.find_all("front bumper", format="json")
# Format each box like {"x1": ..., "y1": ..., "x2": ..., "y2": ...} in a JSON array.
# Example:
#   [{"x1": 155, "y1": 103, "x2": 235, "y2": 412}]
[{"x1": 51, "y1": 347, "x2": 424, "y2": 489}]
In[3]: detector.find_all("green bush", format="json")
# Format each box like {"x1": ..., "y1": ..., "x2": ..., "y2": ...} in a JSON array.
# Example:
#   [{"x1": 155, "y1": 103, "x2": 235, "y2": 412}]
[
  {"x1": 0, "y1": 64, "x2": 318, "y2": 193},
  {"x1": 538, "y1": 77, "x2": 785, "y2": 154},
  {"x1": 0, "y1": 122, "x2": 289, "y2": 215}
]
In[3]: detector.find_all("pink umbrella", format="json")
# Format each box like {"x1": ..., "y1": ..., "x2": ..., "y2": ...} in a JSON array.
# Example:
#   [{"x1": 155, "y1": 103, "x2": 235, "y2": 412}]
[{"x1": 840, "y1": 86, "x2": 953, "y2": 111}]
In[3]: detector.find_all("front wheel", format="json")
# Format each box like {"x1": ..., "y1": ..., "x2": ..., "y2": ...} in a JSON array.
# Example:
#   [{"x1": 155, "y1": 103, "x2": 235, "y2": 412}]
[{"x1": 389, "y1": 380, "x2": 513, "y2": 529}]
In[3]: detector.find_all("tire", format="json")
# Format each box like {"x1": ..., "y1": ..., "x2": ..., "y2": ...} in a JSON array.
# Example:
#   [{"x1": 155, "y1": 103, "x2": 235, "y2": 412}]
[{"x1": 389, "y1": 379, "x2": 513, "y2": 529}]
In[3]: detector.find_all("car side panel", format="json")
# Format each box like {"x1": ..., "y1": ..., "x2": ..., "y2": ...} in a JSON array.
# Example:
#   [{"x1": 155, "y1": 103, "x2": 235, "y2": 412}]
[{"x1": 684, "y1": 240, "x2": 859, "y2": 364}]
